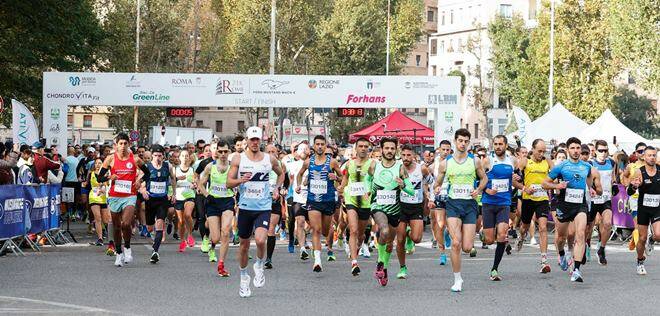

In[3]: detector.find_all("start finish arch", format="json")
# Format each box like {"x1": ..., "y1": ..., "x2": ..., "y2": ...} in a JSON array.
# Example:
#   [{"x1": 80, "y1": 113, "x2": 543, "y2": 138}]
[{"x1": 43, "y1": 72, "x2": 460, "y2": 153}]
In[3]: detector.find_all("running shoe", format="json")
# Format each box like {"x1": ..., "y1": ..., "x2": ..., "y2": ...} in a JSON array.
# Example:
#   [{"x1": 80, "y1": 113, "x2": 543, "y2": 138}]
[
  {"x1": 313, "y1": 263, "x2": 323, "y2": 273},
  {"x1": 570, "y1": 269, "x2": 583, "y2": 282},
  {"x1": 106, "y1": 242, "x2": 116, "y2": 256},
  {"x1": 645, "y1": 236, "x2": 654, "y2": 256},
  {"x1": 166, "y1": 222, "x2": 173, "y2": 235},
  {"x1": 264, "y1": 259, "x2": 273, "y2": 269},
  {"x1": 351, "y1": 263, "x2": 361, "y2": 276},
  {"x1": 361, "y1": 243, "x2": 371, "y2": 258},
  {"x1": 405, "y1": 236, "x2": 415, "y2": 254},
  {"x1": 397, "y1": 266, "x2": 408, "y2": 279},
  {"x1": 469, "y1": 248, "x2": 477, "y2": 257},
  {"x1": 444, "y1": 229, "x2": 452, "y2": 249},
  {"x1": 208, "y1": 249, "x2": 217, "y2": 262},
  {"x1": 279, "y1": 229, "x2": 287, "y2": 241},
  {"x1": 597, "y1": 247, "x2": 607, "y2": 265},
  {"x1": 232, "y1": 233, "x2": 239, "y2": 245},
  {"x1": 150, "y1": 251, "x2": 160, "y2": 264},
  {"x1": 123, "y1": 248, "x2": 133, "y2": 264},
  {"x1": 218, "y1": 262, "x2": 230, "y2": 277},
  {"x1": 172, "y1": 233, "x2": 180, "y2": 240},
  {"x1": 327, "y1": 251, "x2": 336, "y2": 262},
  {"x1": 94, "y1": 239, "x2": 103, "y2": 246},
  {"x1": 586, "y1": 246, "x2": 591, "y2": 262},
  {"x1": 515, "y1": 237, "x2": 524, "y2": 252},
  {"x1": 381, "y1": 268, "x2": 389, "y2": 286},
  {"x1": 637, "y1": 263, "x2": 647, "y2": 275},
  {"x1": 374, "y1": 262, "x2": 385, "y2": 285},
  {"x1": 345, "y1": 242, "x2": 351, "y2": 257},
  {"x1": 559, "y1": 255, "x2": 568, "y2": 271},
  {"x1": 239, "y1": 275, "x2": 252, "y2": 298},
  {"x1": 490, "y1": 269, "x2": 501, "y2": 281},
  {"x1": 505, "y1": 243, "x2": 512, "y2": 255},
  {"x1": 114, "y1": 253, "x2": 124, "y2": 267},
  {"x1": 439, "y1": 253, "x2": 447, "y2": 265},
  {"x1": 201, "y1": 236, "x2": 210, "y2": 253},
  {"x1": 539, "y1": 263, "x2": 551, "y2": 274},
  {"x1": 451, "y1": 279, "x2": 463, "y2": 292},
  {"x1": 530, "y1": 237, "x2": 538, "y2": 245},
  {"x1": 253, "y1": 261, "x2": 265, "y2": 287},
  {"x1": 187, "y1": 235, "x2": 195, "y2": 248},
  {"x1": 300, "y1": 248, "x2": 309, "y2": 260},
  {"x1": 481, "y1": 243, "x2": 489, "y2": 249},
  {"x1": 288, "y1": 244, "x2": 294, "y2": 253},
  {"x1": 178, "y1": 241, "x2": 186, "y2": 253},
  {"x1": 139, "y1": 225, "x2": 147, "y2": 237}
]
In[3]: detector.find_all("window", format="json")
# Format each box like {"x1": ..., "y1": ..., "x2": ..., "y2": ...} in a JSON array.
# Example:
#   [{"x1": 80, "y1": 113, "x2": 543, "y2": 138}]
[
  {"x1": 500, "y1": 4, "x2": 512, "y2": 18},
  {"x1": 448, "y1": 39, "x2": 453, "y2": 52},
  {"x1": 217, "y1": 107, "x2": 224, "y2": 110},
  {"x1": 528, "y1": 0, "x2": 537, "y2": 19},
  {"x1": 83, "y1": 115, "x2": 92, "y2": 128},
  {"x1": 474, "y1": 123, "x2": 479, "y2": 139},
  {"x1": 441, "y1": 11, "x2": 445, "y2": 25},
  {"x1": 440, "y1": 40, "x2": 445, "y2": 53},
  {"x1": 196, "y1": 120, "x2": 204, "y2": 127},
  {"x1": 215, "y1": 120, "x2": 223, "y2": 132},
  {"x1": 427, "y1": 10, "x2": 434, "y2": 22},
  {"x1": 237, "y1": 120, "x2": 246, "y2": 131},
  {"x1": 432, "y1": 66, "x2": 437, "y2": 76},
  {"x1": 430, "y1": 39, "x2": 437, "y2": 55},
  {"x1": 429, "y1": 120, "x2": 435, "y2": 130},
  {"x1": 457, "y1": 38, "x2": 463, "y2": 52},
  {"x1": 459, "y1": 8, "x2": 463, "y2": 24},
  {"x1": 439, "y1": 68, "x2": 444, "y2": 76},
  {"x1": 415, "y1": 55, "x2": 421, "y2": 67},
  {"x1": 468, "y1": 6, "x2": 472, "y2": 21},
  {"x1": 67, "y1": 115, "x2": 73, "y2": 127},
  {"x1": 450, "y1": 10, "x2": 454, "y2": 24}
]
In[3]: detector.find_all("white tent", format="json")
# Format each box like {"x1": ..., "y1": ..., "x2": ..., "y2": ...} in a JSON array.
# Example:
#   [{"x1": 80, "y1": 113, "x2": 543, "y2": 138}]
[
  {"x1": 579, "y1": 109, "x2": 648, "y2": 153},
  {"x1": 521, "y1": 103, "x2": 589, "y2": 147}
]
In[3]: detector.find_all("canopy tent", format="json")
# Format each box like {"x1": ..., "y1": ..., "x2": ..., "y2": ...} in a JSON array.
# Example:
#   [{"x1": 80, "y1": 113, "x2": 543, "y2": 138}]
[
  {"x1": 349, "y1": 110, "x2": 434, "y2": 145},
  {"x1": 519, "y1": 103, "x2": 589, "y2": 147},
  {"x1": 580, "y1": 109, "x2": 648, "y2": 153}
]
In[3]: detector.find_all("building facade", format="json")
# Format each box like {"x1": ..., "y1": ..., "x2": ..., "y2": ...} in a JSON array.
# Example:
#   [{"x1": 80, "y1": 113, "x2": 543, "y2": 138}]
[{"x1": 67, "y1": 106, "x2": 114, "y2": 145}]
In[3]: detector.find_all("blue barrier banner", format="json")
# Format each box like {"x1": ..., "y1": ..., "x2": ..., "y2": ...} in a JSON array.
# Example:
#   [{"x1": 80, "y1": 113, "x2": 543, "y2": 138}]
[
  {"x1": 0, "y1": 185, "x2": 26, "y2": 239},
  {"x1": 48, "y1": 184, "x2": 61, "y2": 230},
  {"x1": 27, "y1": 185, "x2": 51, "y2": 234}
]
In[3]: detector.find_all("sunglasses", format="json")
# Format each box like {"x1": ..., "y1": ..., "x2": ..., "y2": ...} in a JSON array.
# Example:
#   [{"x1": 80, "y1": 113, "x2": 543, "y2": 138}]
[
  {"x1": 217, "y1": 150, "x2": 229, "y2": 154},
  {"x1": 636, "y1": 149, "x2": 645, "y2": 154},
  {"x1": 597, "y1": 149, "x2": 608, "y2": 153}
]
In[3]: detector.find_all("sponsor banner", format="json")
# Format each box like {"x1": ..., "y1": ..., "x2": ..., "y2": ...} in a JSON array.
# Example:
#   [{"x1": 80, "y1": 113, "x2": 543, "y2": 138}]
[
  {"x1": 0, "y1": 185, "x2": 26, "y2": 239},
  {"x1": 12, "y1": 99, "x2": 40, "y2": 145},
  {"x1": 282, "y1": 125, "x2": 327, "y2": 146},
  {"x1": 612, "y1": 184, "x2": 635, "y2": 229},
  {"x1": 26, "y1": 185, "x2": 50, "y2": 234}
]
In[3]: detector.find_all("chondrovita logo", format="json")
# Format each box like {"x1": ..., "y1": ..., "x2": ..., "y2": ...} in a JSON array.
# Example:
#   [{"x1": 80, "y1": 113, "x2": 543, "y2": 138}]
[
  {"x1": 132, "y1": 91, "x2": 170, "y2": 102},
  {"x1": 346, "y1": 94, "x2": 386, "y2": 105}
]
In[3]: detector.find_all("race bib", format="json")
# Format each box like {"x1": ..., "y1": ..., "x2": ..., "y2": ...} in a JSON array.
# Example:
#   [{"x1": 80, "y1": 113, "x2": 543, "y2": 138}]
[
  {"x1": 592, "y1": 191, "x2": 611, "y2": 204},
  {"x1": 376, "y1": 190, "x2": 397, "y2": 205},
  {"x1": 565, "y1": 188, "x2": 584, "y2": 204},
  {"x1": 401, "y1": 190, "x2": 421, "y2": 204},
  {"x1": 531, "y1": 184, "x2": 547, "y2": 198},
  {"x1": 492, "y1": 179, "x2": 510, "y2": 193},
  {"x1": 210, "y1": 184, "x2": 228, "y2": 197},
  {"x1": 150, "y1": 181, "x2": 166, "y2": 194},
  {"x1": 114, "y1": 180, "x2": 132, "y2": 194},
  {"x1": 643, "y1": 194, "x2": 660, "y2": 208},
  {"x1": 451, "y1": 184, "x2": 473, "y2": 199},
  {"x1": 293, "y1": 187, "x2": 307, "y2": 204},
  {"x1": 309, "y1": 179, "x2": 328, "y2": 195},
  {"x1": 348, "y1": 182, "x2": 366, "y2": 197},
  {"x1": 243, "y1": 182, "x2": 265, "y2": 199}
]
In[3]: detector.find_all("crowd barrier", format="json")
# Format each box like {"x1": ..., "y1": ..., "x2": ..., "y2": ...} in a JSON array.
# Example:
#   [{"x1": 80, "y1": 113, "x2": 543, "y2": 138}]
[{"x1": 0, "y1": 184, "x2": 62, "y2": 256}]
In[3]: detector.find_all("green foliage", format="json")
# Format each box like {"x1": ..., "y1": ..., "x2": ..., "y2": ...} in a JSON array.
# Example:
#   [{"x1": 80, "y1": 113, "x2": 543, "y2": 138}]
[
  {"x1": 447, "y1": 69, "x2": 465, "y2": 95},
  {"x1": 612, "y1": 87, "x2": 660, "y2": 139}
]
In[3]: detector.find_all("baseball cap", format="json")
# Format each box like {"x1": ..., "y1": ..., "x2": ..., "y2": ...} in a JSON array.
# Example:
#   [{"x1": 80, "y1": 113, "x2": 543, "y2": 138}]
[
  {"x1": 87, "y1": 147, "x2": 96, "y2": 153},
  {"x1": 246, "y1": 126, "x2": 262, "y2": 140},
  {"x1": 151, "y1": 144, "x2": 165, "y2": 154}
]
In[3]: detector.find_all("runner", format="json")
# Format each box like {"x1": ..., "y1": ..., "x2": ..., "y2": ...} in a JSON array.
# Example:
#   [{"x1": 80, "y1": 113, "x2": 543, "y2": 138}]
[
  {"x1": 96, "y1": 133, "x2": 150, "y2": 267},
  {"x1": 628, "y1": 146, "x2": 659, "y2": 275},
  {"x1": 589, "y1": 140, "x2": 616, "y2": 265},
  {"x1": 518, "y1": 139, "x2": 554, "y2": 273},
  {"x1": 430, "y1": 140, "x2": 452, "y2": 265},
  {"x1": 369, "y1": 137, "x2": 415, "y2": 286},
  {"x1": 622, "y1": 142, "x2": 647, "y2": 251},
  {"x1": 265, "y1": 144, "x2": 288, "y2": 269},
  {"x1": 140, "y1": 144, "x2": 176, "y2": 264},
  {"x1": 87, "y1": 158, "x2": 111, "y2": 248},
  {"x1": 295, "y1": 135, "x2": 342, "y2": 272},
  {"x1": 481, "y1": 135, "x2": 522, "y2": 281},
  {"x1": 290, "y1": 144, "x2": 310, "y2": 260},
  {"x1": 198, "y1": 141, "x2": 235, "y2": 277},
  {"x1": 194, "y1": 143, "x2": 215, "y2": 253},
  {"x1": 175, "y1": 149, "x2": 196, "y2": 252},
  {"x1": 338, "y1": 137, "x2": 373, "y2": 276},
  {"x1": 395, "y1": 144, "x2": 431, "y2": 279},
  {"x1": 542, "y1": 137, "x2": 602, "y2": 282},
  {"x1": 227, "y1": 127, "x2": 284, "y2": 298},
  {"x1": 433, "y1": 129, "x2": 487, "y2": 292}
]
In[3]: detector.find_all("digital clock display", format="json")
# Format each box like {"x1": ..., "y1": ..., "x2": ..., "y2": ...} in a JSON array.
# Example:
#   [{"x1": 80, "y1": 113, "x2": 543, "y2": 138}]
[
  {"x1": 338, "y1": 108, "x2": 365, "y2": 117},
  {"x1": 166, "y1": 107, "x2": 195, "y2": 118}
]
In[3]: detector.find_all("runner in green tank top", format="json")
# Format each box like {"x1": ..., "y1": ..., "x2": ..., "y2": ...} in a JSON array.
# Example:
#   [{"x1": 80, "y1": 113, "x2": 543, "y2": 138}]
[
  {"x1": 198, "y1": 141, "x2": 235, "y2": 277},
  {"x1": 434, "y1": 128, "x2": 488, "y2": 292},
  {"x1": 367, "y1": 137, "x2": 415, "y2": 287}
]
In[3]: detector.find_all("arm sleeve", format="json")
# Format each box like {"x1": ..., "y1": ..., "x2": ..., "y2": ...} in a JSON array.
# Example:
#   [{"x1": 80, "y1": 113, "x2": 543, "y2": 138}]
[
  {"x1": 96, "y1": 167, "x2": 109, "y2": 182},
  {"x1": 626, "y1": 185, "x2": 636, "y2": 196},
  {"x1": 140, "y1": 164, "x2": 150, "y2": 182}
]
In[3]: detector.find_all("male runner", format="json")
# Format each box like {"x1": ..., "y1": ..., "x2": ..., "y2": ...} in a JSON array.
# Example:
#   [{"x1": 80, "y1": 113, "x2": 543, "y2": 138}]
[
  {"x1": 227, "y1": 127, "x2": 283, "y2": 298},
  {"x1": 338, "y1": 137, "x2": 373, "y2": 276},
  {"x1": 518, "y1": 139, "x2": 554, "y2": 273},
  {"x1": 589, "y1": 140, "x2": 616, "y2": 265},
  {"x1": 543, "y1": 137, "x2": 601, "y2": 282},
  {"x1": 395, "y1": 144, "x2": 431, "y2": 279},
  {"x1": 622, "y1": 142, "x2": 647, "y2": 251},
  {"x1": 434, "y1": 129, "x2": 487, "y2": 292},
  {"x1": 198, "y1": 141, "x2": 234, "y2": 276},
  {"x1": 194, "y1": 143, "x2": 215, "y2": 252},
  {"x1": 429, "y1": 140, "x2": 452, "y2": 265},
  {"x1": 290, "y1": 144, "x2": 311, "y2": 260},
  {"x1": 96, "y1": 133, "x2": 150, "y2": 267},
  {"x1": 265, "y1": 144, "x2": 288, "y2": 269},
  {"x1": 296, "y1": 136, "x2": 342, "y2": 272},
  {"x1": 628, "y1": 146, "x2": 659, "y2": 275},
  {"x1": 370, "y1": 137, "x2": 415, "y2": 286},
  {"x1": 481, "y1": 135, "x2": 522, "y2": 281}
]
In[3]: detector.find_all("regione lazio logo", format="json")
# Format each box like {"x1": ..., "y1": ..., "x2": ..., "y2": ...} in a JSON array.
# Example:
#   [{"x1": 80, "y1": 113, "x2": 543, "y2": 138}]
[{"x1": 308, "y1": 80, "x2": 317, "y2": 89}]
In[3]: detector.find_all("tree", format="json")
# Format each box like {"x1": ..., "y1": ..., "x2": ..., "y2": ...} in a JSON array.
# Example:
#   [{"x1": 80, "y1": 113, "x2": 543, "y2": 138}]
[
  {"x1": 465, "y1": 22, "x2": 494, "y2": 140},
  {"x1": 447, "y1": 69, "x2": 466, "y2": 95},
  {"x1": 0, "y1": 0, "x2": 104, "y2": 125},
  {"x1": 488, "y1": 14, "x2": 530, "y2": 109},
  {"x1": 612, "y1": 87, "x2": 660, "y2": 139}
]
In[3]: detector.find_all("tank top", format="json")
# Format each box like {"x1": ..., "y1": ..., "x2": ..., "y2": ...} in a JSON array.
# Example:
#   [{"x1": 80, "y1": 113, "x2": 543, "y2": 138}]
[
  {"x1": 175, "y1": 165, "x2": 196, "y2": 201},
  {"x1": 548, "y1": 160, "x2": 591, "y2": 207},
  {"x1": 401, "y1": 163, "x2": 424, "y2": 205},
  {"x1": 638, "y1": 165, "x2": 660, "y2": 212},
  {"x1": 89, "y1": 172, "x2": 107, "y2": 204},
  {"x1": 482, "y1": 154, "x2": 514, "y2": 206},
  {"x1": 590, "y1": 158, "x2": 614, "y2": 204},
  {"x1": 446, "y1": 154, "x2": 476, "y2": 200},
  {"x1": 238, "y1": 152, "x2": 272, "y2": 211},
  {"x1": 307, "y1": 154, "x2": 336, "y2": 203},
  {"x1": 209, "y1": 161, "x2": 234, "y2": 198},
  {"x1": 371, "y1": 160, "x2": 403, "y2": 214},
  {"x1": 523, "y1": 158, "x2": 550, "y2": 201},
  {"x1": 146, "y1": 162, "x2": 170, "y2": 198},
  {"x1": 345, "y1": 158, "x2": 372, "y2": 208},
  {"x1": 629, "y1": 161, "x2": 645, "y2": 199},
  {"x1": 109, "y1": 153, "x2": 137, "y2": 197},
  {"x1": 269, "y1": 160, "x2": 281, "y2": 198}
]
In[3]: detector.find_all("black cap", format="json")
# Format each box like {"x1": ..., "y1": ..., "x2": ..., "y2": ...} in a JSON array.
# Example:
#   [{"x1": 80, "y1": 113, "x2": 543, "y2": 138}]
[{"x1": 151, "y1": 144, "x2": 165, "y2": 154}]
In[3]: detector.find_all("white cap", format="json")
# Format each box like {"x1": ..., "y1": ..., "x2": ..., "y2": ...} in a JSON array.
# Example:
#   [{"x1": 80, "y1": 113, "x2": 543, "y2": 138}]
[
  {"x1": 87, "y1": 147, "x2": 96, "y2": 153},
  {"x1": 246, "y1": 126, "x2": 262, "y2": 140}
]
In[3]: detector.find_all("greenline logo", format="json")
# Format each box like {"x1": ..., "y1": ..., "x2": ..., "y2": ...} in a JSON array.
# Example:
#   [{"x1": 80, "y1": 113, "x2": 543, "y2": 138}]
[{"x1": 132, "y1": 91, "x2": 170, "y2": 103}]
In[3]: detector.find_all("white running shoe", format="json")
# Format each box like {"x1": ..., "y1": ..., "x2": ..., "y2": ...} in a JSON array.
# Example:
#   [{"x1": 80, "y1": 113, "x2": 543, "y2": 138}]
[
  {"x1": 361, "y1": 243, "x2": 371, "y2": 258},
  {"x1": 239, "y1": 275, "x2": 252, "y2": 298},
  {"x1": 530, "y1": 237, "x2": 538, "y2": 246},
  {"x1": 253, "y1": 262, "x2": 265, "y2": 288},
  {"x1": 637, "y1": 264, "x2": 647, "y2": 275},
  {"x1": 344, "y1": 242, "x2": 351, "y2": 257},
  {"x1": 451, "y1": 280, "x2": 463, "y2": 292},
  {"x1": 114, "y1": 253, "x2": 124, "y2": 267},
  {"x1": 123, "y1": 248, "x2": 133, "y2": 264}
]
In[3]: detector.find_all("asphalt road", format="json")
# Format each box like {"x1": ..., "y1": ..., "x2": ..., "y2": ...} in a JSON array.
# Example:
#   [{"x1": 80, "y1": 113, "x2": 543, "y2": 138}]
[{"x1": 1, "y1": 223, "x2": 659, "y2": 315}]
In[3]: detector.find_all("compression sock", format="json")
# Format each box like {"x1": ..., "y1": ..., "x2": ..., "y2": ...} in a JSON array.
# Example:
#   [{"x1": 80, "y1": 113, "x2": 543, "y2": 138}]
[
  {"x1": 574, "y1": 260, "x2": 581, "y2": 271},
  {"x1": 365, "y1": 225, "x2": 372, "y2": 243},
  {"x1": 267, "y1": 236, "x2": 276, "y2": 260},
  {"x1": 107, "y1": 222, "x2": 114, "y2": 242},
  {"x1": 153, "y1": 230, "x2": 163, "y2": 252},
  {"x1": 377, "y1": 242, "x2": 386, "y2": 263},
  {"x1": 492, "y1": 242, "x2": 505, "y2": 271},
  {"x1": 211, "y1": 243, "x2": 216, "y2": 249},
  {"x1": 383, "y1": 248, "x2": 392, "y2": 268},
  {"x1": 288, "y1": 217, "x2": 295, "y2": 246}
]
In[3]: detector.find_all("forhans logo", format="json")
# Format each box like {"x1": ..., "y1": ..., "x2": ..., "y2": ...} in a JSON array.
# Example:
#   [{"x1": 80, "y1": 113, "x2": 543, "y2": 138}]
[
  {"x1": 346, "y1": 94, "x2": 386, "y2": 105},
  {"x1": 132, "y1": 91, "x2": 170, "y2": 103},
  {"x1": 216, "y1": 79, "x2": 245, "y2": 95}
]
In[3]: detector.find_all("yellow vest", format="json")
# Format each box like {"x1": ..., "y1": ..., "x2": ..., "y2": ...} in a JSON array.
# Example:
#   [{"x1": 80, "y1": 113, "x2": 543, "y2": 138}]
[
  {"x1": 523, "y1": 158, "x2": 550, "y2": 201},
  {"x1": 89, "y1": 172, "x2": 107, "y2": 204}
]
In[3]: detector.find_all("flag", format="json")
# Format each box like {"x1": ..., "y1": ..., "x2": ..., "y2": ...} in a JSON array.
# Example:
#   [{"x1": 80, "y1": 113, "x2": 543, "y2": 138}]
[
  {"x1": 12, "y1": 99, "x2": 40, "y2": 145},
  {"x1": 505, "y1": 106, "x2": 532, "y2": 145}
]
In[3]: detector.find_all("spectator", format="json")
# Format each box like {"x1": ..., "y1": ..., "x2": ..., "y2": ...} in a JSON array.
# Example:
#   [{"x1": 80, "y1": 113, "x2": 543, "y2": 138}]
[
  {"x1": 32, "y1": 141, "x2": 60, "y2": 183},
  {"x1": 16, "y1": 145, "x2": 35, "y2": 184},
  {"x1": 0, "y1": 142, "x2": 19, "y2": 185}
]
